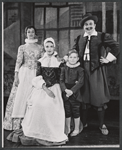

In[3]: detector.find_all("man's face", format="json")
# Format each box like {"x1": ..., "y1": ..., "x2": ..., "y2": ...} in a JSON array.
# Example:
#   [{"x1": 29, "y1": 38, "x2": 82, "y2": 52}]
[{"x1": 83, "y1": 20, "x2": 96, "y2": 35}]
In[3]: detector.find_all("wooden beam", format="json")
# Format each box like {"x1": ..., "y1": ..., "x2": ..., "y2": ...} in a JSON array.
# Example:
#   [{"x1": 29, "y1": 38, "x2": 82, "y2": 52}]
[
  {"x1": 113, "y1": 2, "x2": 117, "y2": 41},
  {"x1": 102, "y1": 2, "x2": 106, "y2": 32}
]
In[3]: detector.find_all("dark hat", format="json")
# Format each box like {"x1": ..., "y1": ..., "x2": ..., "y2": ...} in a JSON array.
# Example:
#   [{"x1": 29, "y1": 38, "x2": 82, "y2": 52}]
[{"x1": 80, "y1": 13, "x2": 98, "y2": 28}]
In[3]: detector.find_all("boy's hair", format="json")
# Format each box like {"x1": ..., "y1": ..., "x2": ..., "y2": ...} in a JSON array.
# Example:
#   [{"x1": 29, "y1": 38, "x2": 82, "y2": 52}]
[{"x1": 68, "y1": 49, "x2": 79, "y2": 57}]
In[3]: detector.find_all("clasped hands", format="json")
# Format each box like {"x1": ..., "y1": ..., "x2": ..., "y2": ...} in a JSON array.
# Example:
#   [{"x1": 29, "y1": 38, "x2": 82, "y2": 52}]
[{"x1": 65, "y1": 89, "x2": 73, "y2": 98}]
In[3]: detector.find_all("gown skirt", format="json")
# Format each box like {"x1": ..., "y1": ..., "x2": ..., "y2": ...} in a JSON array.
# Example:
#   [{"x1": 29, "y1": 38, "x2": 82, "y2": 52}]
[
  {"x1": 7, "y1": 83, "x2": 68, "y2": 145},
  {"x1": 3, "y1": 66, "x2": 36, "y2": 130}
]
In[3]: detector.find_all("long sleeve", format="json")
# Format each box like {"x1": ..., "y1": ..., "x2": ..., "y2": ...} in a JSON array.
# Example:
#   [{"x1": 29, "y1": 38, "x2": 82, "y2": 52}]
[
  {"x1": 72, "y1": 35, "x2": 81, "y2": 53},
  {"x1": 60, "y1": 67, "x2": 67, "y2": 92},
  {"x1": 71, "y1": 68, "x2": 84, "y2": 93},
  {"x1": 103, "y1": 33, "x2": 119, "y2": 58},
  {"x1": 14, "y1": 45, "x2": 24, "y2": 72},
  {"x1": 38, "y1": 45, "x2": 45, "y2": 58}
]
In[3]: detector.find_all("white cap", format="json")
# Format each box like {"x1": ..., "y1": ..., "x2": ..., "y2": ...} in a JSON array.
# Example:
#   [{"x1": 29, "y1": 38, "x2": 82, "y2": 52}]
[{"x1": 44, "y1": 37, "x2": 55, "y2": 48}]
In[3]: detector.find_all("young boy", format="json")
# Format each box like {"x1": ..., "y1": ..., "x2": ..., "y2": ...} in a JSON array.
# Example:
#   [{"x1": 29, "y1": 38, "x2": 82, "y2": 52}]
[{"x1": 60, "y1": 50, "x2": 84, "y2": 136}]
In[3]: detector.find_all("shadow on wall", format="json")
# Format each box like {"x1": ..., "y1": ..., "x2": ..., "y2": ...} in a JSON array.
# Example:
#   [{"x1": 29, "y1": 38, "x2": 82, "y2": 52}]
[{"x1": 4, "y1": 20, "x2": 20, "y2": 60}]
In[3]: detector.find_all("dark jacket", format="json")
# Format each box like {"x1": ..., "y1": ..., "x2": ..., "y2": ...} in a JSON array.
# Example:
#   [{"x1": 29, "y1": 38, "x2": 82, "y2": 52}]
[
  {"x1": 60, "y1": 64, "x2": 84, "y2": 102},
  {"x1": 73, "y1": 32, "x2": 119, "y2": 72}
]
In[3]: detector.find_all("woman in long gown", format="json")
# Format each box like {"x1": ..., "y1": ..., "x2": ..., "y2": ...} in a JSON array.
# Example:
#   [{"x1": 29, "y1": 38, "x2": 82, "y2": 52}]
[
  {"x1": 7, "y1": 37, "x2": 68, "y2": 146},
  {"x1": 3, "y1": 25, "x2": 44, "y2": 130}
]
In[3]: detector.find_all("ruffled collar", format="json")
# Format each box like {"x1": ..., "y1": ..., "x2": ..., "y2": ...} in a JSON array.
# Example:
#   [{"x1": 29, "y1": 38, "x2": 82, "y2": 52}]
[
  {"x1": 25, "y1": 38, "x2": 38, "y2": 44},
  {"x1": 66, "y1": 62, "x2": 80, "y2": 68}
]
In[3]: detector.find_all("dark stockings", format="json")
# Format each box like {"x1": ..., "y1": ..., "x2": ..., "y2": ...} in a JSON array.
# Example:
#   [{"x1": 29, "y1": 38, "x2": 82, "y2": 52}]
[
  {"x1": 97, "y1": 109, "x2": 105, "y2": 128},
  {"x1": 82, "y1": 109, "x2": 88, "y2": 126}
]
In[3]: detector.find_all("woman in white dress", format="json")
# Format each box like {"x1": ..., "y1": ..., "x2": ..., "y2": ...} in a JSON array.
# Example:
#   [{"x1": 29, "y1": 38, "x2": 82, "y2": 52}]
[
  {"x1": 3, "y1": 25, "x2": 44, "y2": 130},
  {"x1": 7, "y1": 37, "x2": 68, "y2": 146}
]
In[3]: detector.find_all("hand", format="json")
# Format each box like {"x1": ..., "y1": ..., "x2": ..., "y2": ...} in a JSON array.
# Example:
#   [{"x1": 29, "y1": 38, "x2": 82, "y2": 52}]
[
  {"x1": 63, "y1": 55, "x2": 68, "y2": 62},
  {"x1": 65, "y1": 89, "x2": 73, "y2": 97},
  {"x1": 45, "y1": 89, "x2": 55, "y2": 98},
  {"x1": 42, "y1": 84, "x2": 55, "y2": 98},
  {"x1": 100, "y1": 56, "x2": 109, "y2": 64},
  {"x1": 14, "y1": 73, "x2": 19, "y2": 86}
]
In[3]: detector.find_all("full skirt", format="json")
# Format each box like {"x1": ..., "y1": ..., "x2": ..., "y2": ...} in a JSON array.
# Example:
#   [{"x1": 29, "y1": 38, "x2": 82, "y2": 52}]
[
  {"x1": 3, "y1": 66, "x2": 36, "y2": 130},
  {"x1": 7, "y1": 83, "x2": 68, "y2": 145}
]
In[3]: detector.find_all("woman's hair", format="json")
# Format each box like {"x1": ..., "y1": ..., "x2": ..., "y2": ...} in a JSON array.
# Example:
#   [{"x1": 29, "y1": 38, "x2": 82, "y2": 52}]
[
  {"x1": 68, "y1": 49, "x2": 79, "y2": 57},
  {"x1": 25, "y1": 25, "x2": 37, "y2": 37}
]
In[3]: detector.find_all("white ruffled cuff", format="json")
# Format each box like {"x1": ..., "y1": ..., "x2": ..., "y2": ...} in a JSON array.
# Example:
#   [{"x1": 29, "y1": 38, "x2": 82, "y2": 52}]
[
  {"x1": 106, "y1": 52, "x2": 117, "y2": 62},
  {"x1": 32, "y1": 75, "x2": 45, "y2": 89}
]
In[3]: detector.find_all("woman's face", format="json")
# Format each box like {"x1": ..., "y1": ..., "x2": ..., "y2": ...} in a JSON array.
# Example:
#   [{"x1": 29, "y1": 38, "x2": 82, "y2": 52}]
[
  {"x1": 26, "y1": 28, "x2": 35, "y2": 39},
  {"x1": 68, "y1": 53, "x2": 79, "y2": 65},
  {"x1": 83, "y1": 20, "x2": 96, "y2": 35},
  {"x1": 45, "y1": 42, "x2": 54, "y2": 56}
]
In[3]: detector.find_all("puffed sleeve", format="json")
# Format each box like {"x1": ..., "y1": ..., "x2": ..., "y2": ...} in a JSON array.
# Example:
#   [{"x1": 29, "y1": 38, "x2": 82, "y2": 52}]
[
  {"x1": 103, "y1": 33, "x2": 119, "y2": 62},
  {"x1": 32, "y1": 61, "x2": 45, "y2": 88},
  {"x1": 14, "y1": 45, "x2": 24, "y2": 72},
  {"x1": 38, "y1": 45, "x2": 45, "y2": 58},
  {"x1": 32, "y1": 75, "x2": 45, "y2": 89},
  {"x1": 60, "y1": 67, "x2": 67, "y2": 92},
  {"x1": 71, "y1": 67, "x2": 84, "y2": 93}
]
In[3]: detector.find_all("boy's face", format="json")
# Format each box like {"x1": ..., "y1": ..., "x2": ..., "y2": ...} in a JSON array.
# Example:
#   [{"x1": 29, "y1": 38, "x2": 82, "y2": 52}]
[
  {"x1": 83, "y1": 20, "x2": 96, "y2": 35},
  {"x1": 45, "y1": 42, "x2": 54, "y2": 56},
  {"x1": 68, "y1": 53, "x2": 79, "y2": 65}
]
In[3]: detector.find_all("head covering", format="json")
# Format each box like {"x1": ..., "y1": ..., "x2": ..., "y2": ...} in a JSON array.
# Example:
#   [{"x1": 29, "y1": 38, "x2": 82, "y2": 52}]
[
  {"x1": 68, "y1": 49, "x2": 79, "y2": 57},
  {"x1": 79, "y1": 13, "x2": 98, "y2": 28},
  {"x1": 44, "y1": 37, "x2": 55, "y2": 48}
]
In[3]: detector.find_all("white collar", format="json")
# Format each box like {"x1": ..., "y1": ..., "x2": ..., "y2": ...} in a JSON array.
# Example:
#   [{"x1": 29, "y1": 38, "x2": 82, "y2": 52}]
[
  {"x1": 66, "y1": 62, "x2": 80, "y2": 68},
  {"x1": 25, "y1": 38, "x2": 38, "y2": 44},
  {"x1": 38, "y1": 51, "x2": 58, "y2": 62},
  {"x1": 83, "y1": 30, "x2": 97, "y2": 38}
]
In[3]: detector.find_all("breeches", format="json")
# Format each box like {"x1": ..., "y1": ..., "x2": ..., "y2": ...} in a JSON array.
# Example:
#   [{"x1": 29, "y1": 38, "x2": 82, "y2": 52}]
[{"x1": 64, "y1": 96, "x2": 81, "y2": 118}]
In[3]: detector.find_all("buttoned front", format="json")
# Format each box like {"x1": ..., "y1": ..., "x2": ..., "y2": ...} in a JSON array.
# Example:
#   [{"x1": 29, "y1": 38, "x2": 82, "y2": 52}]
[{"x1": 61, "y1": 66, "x2": 84, "y2": 86}]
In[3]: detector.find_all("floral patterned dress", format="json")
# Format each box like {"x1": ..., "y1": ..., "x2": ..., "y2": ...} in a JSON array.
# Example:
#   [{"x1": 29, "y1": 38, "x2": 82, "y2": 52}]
[{"x1": 3, "y1": 39, "x2": 44, "y2": 130}]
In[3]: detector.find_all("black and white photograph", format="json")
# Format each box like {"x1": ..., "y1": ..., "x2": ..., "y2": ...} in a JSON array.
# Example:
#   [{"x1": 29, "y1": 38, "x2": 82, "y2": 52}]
[{"x1": 2, "y1": 1, "x2": 121, "y2": 149}]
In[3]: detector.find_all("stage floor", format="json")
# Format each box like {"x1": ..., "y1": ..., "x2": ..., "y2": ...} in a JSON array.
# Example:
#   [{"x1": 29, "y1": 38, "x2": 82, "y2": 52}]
[{"x1": 3, "y1": 100, "x2": 119, "y2": 148}]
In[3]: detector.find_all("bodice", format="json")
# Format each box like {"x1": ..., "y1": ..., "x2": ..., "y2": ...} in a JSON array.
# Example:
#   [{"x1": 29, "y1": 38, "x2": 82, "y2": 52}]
[
  {"x1": 15, "y1": 43, "x2": 43, "y2": 72},
  {"x1": 41, "y1": 67, "x2": 61, "y2": 87},
  {"x1": 22, "y1": 44, "x2": 42, "y2": 69}
]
